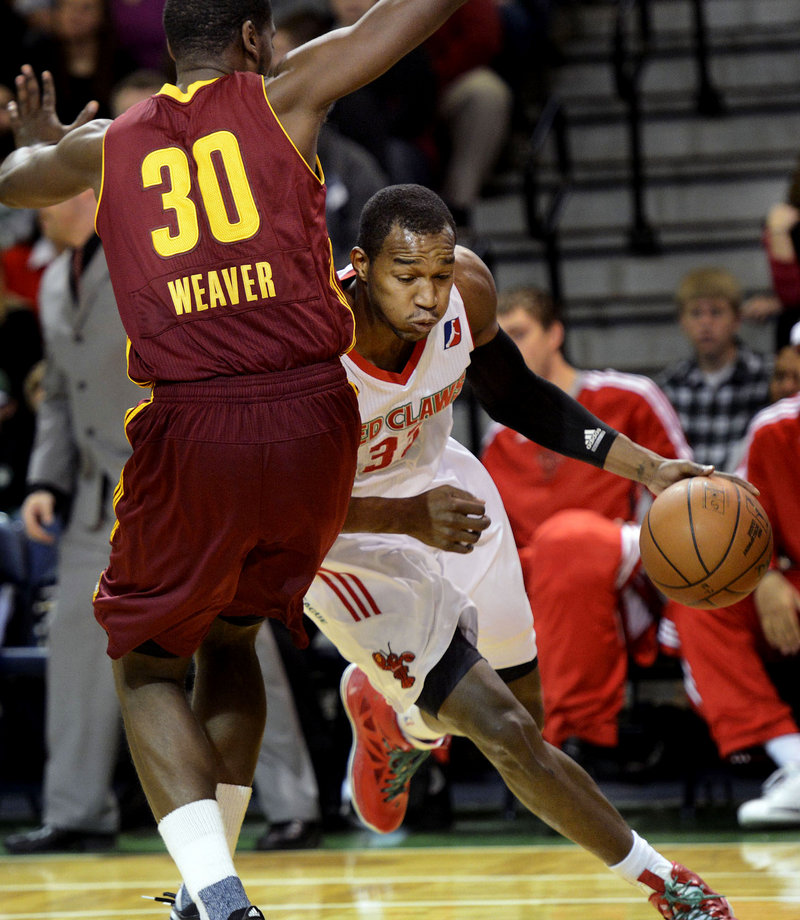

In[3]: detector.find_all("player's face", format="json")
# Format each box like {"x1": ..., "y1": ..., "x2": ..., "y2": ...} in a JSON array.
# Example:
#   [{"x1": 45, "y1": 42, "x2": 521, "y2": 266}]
[
  {"x1": 498, "y1": 307, "x2": 561, "y2": 378},
  {"x1": 362, "y1": 224, "x2": 456, "y2": 343},
  {"x1": 679, "y1": 297, "x2": 740, "y2": 362}
]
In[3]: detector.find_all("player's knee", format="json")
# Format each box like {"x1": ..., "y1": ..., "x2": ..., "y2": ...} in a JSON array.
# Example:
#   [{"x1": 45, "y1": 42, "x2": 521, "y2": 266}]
[{"x1": 470, "y1": 701, "x2": 540, "y2": 770}]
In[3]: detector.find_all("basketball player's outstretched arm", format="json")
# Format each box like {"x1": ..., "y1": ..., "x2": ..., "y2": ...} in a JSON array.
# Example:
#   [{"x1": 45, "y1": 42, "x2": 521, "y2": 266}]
[
  {"x1": 458, "y1": 248, "x2": 756, "y2": 497},
  {"x1": 0, "y1": 67, "x2": 106, "y2": 207}
]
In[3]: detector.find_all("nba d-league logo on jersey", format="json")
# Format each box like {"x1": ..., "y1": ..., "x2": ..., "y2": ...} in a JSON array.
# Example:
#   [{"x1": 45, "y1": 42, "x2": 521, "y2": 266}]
[{"x1": 443, "y1": 318, "x2": 462, "y2": 349}]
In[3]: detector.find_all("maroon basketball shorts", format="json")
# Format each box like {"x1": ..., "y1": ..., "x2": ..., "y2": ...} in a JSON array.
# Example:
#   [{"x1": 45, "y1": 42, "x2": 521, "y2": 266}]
[{"x1": 94, "y1": 359, "x2": 359, "y2": 659}]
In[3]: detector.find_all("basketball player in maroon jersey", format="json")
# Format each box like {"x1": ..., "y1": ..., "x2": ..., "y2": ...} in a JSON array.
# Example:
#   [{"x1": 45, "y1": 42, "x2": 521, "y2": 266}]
[{"x1": 0, "y1": 2, "x2": 476, "y2": 919}]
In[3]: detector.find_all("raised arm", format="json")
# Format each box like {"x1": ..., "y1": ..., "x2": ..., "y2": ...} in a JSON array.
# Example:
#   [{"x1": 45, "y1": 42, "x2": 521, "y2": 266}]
[{"x1": 0, "y1": 67, "x2": 107, "y2": 208}]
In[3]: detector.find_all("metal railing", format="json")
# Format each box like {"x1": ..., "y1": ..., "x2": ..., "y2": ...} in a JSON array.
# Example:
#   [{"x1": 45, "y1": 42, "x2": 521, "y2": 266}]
[
  {"x1": 515, "y1": 0, "x2": 725, "y2": 324},
  {"x1": 612, "y1": 0, "x2": 724, "y2": 253},
  {"x1": 613, "y1": 0, "x2": 660, "y2": 254},
  {"x1": 523, "y1": 94, "x2": 572, "y2": 308}
]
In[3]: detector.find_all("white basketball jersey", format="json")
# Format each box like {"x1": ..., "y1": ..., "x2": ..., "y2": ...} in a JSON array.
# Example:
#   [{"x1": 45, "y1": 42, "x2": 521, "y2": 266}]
[
  {"x1": 342, "y1": 283, "x2": 473, "y2": 499},
  {"x1": 305, "y1": 278, "x2": 537, "y2": 710}
]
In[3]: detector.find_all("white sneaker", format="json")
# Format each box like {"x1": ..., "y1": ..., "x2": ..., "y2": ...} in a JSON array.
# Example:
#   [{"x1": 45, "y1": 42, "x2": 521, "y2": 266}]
[{"x1": 737, "y1": 764, "x2": 800, "y2": 827}]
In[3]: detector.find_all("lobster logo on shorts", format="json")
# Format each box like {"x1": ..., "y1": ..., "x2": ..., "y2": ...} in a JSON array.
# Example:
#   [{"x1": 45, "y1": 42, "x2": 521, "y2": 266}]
[{"x1": 372, "y1": 644, "x2": 416, "y2": 688}]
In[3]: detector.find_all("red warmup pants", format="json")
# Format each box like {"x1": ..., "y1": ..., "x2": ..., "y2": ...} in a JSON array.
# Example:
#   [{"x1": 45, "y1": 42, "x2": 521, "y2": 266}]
[
  {"x1": 519, "y1": 509, "x2": 657, "y2": 749},
  {"x1": 667, "y1": 571, "x2": 800, "y2": 758}
]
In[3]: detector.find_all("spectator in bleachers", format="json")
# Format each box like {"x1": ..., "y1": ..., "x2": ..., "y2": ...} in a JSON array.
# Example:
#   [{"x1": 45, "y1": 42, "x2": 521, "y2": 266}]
[
  {"x1": 742, "y1": 157, "x2": 800, "y2": 349},
  {"x1": 480, "y1": 286, "x2": 691, "y2": 778},
  {"x1": 25, "y1": 0, "x2": 137, "y2": 120},
  {"x1": 656, "y1": 266, "x2": 772, "y2": 472},
  {"x1": 324, "y1": 0, "x2": 437, "y2": 186},
  {"x1": 423, "y1": 0, "x2": 513, "y2": 237},
  {"x1": 3, "y1": 186, "x2": 142, "y2": 855},
  {"x1": 325, "y1": 0, "x2": 516, "y2": 239}
]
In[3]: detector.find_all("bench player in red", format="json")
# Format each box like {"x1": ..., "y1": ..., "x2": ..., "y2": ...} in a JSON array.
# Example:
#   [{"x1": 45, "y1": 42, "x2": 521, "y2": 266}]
[{"x1": 481, "y1": 287, "x2": 691, "y2": 773}]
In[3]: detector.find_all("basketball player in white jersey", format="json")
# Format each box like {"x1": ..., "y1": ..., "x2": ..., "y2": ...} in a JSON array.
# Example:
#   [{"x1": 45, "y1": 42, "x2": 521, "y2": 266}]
[{"x1": 304, "y1": 184, "x2": 741, "y2": 919}]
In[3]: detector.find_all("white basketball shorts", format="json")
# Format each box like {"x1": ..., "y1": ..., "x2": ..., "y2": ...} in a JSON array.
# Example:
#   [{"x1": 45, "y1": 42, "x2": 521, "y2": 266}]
[{"x1": 303, "y1": 439, "x2": 537, "y2": 712}]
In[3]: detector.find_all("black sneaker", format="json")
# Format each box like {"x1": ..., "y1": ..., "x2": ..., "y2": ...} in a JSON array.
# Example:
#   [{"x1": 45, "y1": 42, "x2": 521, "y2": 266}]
[
  {"x1": 147, "y1": 892, "x2": 264, "y2": 920},
  {"x1": 228, "y1": 909, "x2": 266, "y2": 920}
]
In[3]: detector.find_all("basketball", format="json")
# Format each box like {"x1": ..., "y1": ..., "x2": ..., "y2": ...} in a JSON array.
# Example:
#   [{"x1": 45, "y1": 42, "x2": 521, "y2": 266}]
[{"x1": 639, "y1": 475, "x2": 773, "y2": 609}]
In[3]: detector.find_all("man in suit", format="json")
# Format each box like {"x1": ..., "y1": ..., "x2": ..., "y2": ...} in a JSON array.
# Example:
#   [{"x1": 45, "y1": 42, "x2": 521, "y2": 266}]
[{"x1": 4, "y1": 188, "x2": 144, "y2": 853}]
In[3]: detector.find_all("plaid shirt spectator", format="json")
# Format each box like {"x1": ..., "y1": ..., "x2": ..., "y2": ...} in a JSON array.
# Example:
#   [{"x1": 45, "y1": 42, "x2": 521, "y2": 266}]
[{"x1": 656, "y1": 344, "x2": 772, "y2": 470}]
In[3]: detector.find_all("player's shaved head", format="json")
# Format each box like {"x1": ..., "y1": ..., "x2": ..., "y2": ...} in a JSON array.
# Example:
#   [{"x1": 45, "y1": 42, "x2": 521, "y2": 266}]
[
  {"x1": 357, "y1": 184, "x2": 456, "y2": 261},
  {"x1": 163, "y1": 0, "x2": 273, "y2": 60}
]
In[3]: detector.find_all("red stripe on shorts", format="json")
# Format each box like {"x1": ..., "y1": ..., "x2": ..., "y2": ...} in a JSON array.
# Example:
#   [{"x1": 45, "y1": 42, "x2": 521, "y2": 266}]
[
  {"x1": 318, "y1": 569, "x2": 382, "y2": 622},
  {"x1": 318, "y1": 569, "x2": 363, "y2": 622},
  {"x1": 345, "y1": 573, "x2": 381, "y2": 617}
]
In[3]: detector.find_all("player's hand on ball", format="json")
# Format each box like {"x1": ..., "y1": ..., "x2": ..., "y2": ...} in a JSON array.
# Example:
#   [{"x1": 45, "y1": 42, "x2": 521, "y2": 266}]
[
  {"x1": 406, "y1": 485, "x2": 490, "y2": 553},
  {"x1": 649, "y1": 460, "x2": 758, "y2": 497},
  {"x1": 754, "y1": 571, "x2": 800, "y2": 656},
  {"x1": 647, "y1": 459, "x2": 713, "y2": 495}
]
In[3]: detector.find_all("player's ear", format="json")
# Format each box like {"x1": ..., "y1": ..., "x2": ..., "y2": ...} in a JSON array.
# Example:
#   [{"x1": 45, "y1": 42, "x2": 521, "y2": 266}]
[
  {"x1": 351, "y1": 247, "x2": 369, "y2": 281},
  {"x1": 241, "y1": 19, "x2": 259, "y2": 62}
]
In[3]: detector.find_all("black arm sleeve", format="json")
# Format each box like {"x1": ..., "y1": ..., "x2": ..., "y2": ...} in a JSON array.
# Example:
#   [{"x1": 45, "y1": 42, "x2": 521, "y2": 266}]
[{"x1": 467, "y1": 328, "x2": 619, "y2": 469}]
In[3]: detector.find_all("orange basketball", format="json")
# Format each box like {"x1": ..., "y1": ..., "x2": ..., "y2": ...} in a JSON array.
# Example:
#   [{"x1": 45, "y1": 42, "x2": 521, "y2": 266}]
[{"x1": 639, "y1": 475, "x2": 773, "y2": 609}]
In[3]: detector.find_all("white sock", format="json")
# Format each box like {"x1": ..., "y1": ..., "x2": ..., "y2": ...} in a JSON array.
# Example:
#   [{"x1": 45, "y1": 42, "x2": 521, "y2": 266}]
[
  {"x1": 398, "y1": 705, "x2": 446, "y2": 749},
  {"x1": 765, "y1": 733, "x2": 800, "y2": 769},
  {"x1": 158, "y1": 800, "x2": 243, "y2": 920},
  {"x1": 216, "y1": 783, "x2": 252, "y2": 855},
  {"x1": 609, "y1": 830, "x2": 672, "y2": 890}
]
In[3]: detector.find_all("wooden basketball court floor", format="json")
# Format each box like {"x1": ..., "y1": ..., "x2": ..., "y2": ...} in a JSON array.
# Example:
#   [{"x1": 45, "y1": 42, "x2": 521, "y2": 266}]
[{"x1": 2, "y1": 838, "x2": 799, "y2": 920}]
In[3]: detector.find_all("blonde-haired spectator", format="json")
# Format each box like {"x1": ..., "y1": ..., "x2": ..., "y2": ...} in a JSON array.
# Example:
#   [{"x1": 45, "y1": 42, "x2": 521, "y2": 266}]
[{"x1": 657, "y1": 266, "x2": 772, "y2": 470}]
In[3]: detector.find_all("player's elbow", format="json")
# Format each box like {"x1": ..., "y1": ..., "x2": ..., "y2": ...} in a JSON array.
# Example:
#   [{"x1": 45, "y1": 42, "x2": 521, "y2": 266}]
[{"x1": 0, "y1": 171, "x2": 28, "y2": 208}]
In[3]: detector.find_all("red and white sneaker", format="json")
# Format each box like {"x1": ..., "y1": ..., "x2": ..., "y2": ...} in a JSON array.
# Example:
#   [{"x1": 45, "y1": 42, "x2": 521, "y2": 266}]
[
  {"x1": 340, "y1": 663, "x2": 431, "y2": 833},
  {"x1": 646, "y1": 863, "x2": 737, "y2": 919}
]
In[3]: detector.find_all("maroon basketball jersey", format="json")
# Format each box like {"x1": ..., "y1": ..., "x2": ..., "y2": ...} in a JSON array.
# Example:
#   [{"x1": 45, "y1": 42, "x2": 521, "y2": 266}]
[{"x1": 96, "y1": 72, "x2": 354, "y2": 384}]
